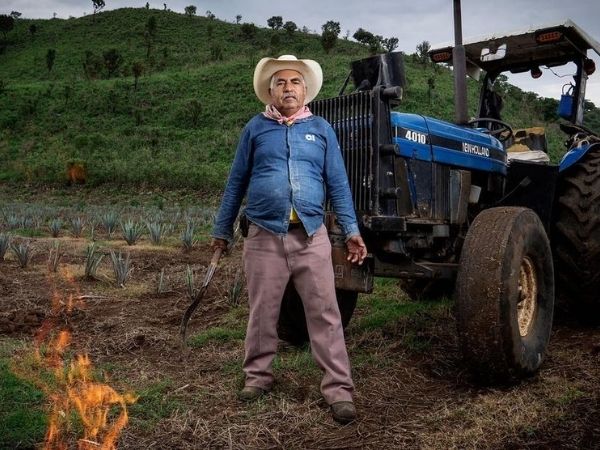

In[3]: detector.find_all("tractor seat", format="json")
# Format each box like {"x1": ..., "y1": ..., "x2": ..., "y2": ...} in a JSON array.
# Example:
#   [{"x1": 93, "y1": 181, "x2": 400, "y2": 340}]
[{"x1": 506, "y1": 127, "x2": 550, "y2": 164}]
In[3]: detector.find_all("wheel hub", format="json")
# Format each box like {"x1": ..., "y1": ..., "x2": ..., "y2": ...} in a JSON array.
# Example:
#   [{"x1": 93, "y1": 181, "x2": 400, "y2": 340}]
[{"x1": 517, "y1": 256, "x2": 537, "y2": 337}]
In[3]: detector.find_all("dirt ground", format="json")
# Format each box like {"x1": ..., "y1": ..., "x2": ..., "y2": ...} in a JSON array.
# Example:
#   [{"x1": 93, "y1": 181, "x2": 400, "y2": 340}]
[{"x1": 1, "y1": 233, "x2": 600, "y2": 449}]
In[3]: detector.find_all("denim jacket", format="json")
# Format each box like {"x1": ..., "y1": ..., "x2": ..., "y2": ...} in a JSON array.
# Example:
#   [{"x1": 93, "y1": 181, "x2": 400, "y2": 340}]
[{"x1": 212, "y1": 113, "x2": 360, "y2": 241}]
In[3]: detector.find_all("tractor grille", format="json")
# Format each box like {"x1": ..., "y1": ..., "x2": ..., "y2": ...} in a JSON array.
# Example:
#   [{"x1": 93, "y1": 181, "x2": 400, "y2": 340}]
[{"x1": 310, "y1": 91, "x2": 374, "y2": 213}]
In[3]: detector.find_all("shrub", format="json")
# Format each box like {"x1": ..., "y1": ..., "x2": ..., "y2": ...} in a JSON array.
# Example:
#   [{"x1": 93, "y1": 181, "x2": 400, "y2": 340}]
[
  {"x1": 283, "y1": 21, "x2": 297, "y2": 36},
  {"x1": 11, "y1": 241, "x2": 32, "y2": 268},
  {"x1": 121, "y1": 219, "x2": 144, "y2": 245},
  {"x1": 184, "y1": 5, "x2": 196, "y2": 17},
  {"x1": 321, "y1": 20, "x2": 340, "y2": 54},
  {"x1": 240, "y1": 23, "x2": 256, "y2": 40},
  {"x1": 47, "y1": 240, "x2": 61, "y2": 273},
  {"x1": 46, "y1": 49, "x2": 56, "y2": 73},
  {"x1": 70, "y1": 217, "x2": 85, "y2": 238},
  {"x1": 0, "y1": 233, "x2": 10, "y2": 261},
  {"x1": 267, "y1": 16, "x2": 282, "y2": 30},
  {"x1": 103, "y1": 48, "x2": 123, "y2": 78},
  {"x1": 101, "y1": 211, "x2": 118, "y2": 237},
  {"x1": 180, "y1": 222, "x2": 196, "y2": 252},
  {"x1": 84, "y1": 243, "x2": 104, "y2": 279},
  {"x1": 48, "y1": 218, "x2": 62, "y2": 238},
  {"x1": 110, "y1": 251, "x2": 132, "y2": 287},
  {"x1": 146, "y1": 221, "x2": 165, "y2": 245},
  {"x1": 210, "y1": 43, "x2": 223, "y2": 61}
]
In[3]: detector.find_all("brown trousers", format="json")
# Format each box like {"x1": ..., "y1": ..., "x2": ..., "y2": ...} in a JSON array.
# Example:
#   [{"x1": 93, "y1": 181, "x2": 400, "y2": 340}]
[{"x1": 242, "y1": 223, "x2": 354, "y2": 404}]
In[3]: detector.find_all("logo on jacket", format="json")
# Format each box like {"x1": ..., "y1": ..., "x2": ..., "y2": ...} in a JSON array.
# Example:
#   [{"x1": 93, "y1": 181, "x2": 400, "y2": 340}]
[{"x1": 305, "y1": 134, "x2": 316, "y2": 142}]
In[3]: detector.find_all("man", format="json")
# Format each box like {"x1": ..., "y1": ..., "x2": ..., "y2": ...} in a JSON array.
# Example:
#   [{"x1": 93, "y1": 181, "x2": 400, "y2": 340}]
[{"x1": 211, "y1": 55, "x2": 367, "y2": 424}]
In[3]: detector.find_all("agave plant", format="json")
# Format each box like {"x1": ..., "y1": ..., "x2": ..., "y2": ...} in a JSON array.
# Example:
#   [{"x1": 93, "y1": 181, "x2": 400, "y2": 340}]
[
  {"x1": 156, "y1": 267, "x2": 168, "y2": 294},
  {"x1": 180, "y1": 222, "x2": 196, "y2": 252},
  {"x1": 11, "y1": 241, "x2": 33, "y2": 268},
  {"x1": 228, "y1": 266, "x2": 244, "y2": 307},
  {"x1": 185, "y1": 265, "x2": 198, "y2": 301},
  {"x1": 84, "y1": 243, "x2": 104, "y2": 279},
  {"x1": 49, "y1": 218, "x2": 62, "y2": 238},
  {"x1": 121, "y1": 220, "x2": 144, "y2": 246},
  {"x1": 146, "y1": 221, "x2": 165, "y2": 245},
  {"x1": 101, "y1": 211, "x2": 119, "y2": 237},
  {"x1": 0, "y1": 233, "x2": 11, "y2": 261},
  {"x1": 110, "y1": 251, "x2": 132, "y2": 287},
  {"x1": 70, "y1": 217, "x2": 85, "y2": 238},
  {"x1": 47, "y1": 240, "x2": 62, "y2": 273},
  {"x1": 6, "y1": 214, "x2": 19, "y2": 230},
  {"x1": 21, "y1": 216, "x2": 35, "y2": 230}
]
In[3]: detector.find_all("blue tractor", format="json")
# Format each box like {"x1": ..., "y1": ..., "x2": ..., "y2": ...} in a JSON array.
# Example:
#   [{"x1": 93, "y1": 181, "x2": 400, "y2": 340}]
[{"x1": 278, "y1": 5, "x2": 600, "y2": 382}]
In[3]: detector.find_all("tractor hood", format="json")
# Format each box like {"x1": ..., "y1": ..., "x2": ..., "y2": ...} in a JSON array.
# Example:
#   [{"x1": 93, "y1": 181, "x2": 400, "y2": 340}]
[{"x1": 391, "y1": 112, "x2": 507, "y2": 175}]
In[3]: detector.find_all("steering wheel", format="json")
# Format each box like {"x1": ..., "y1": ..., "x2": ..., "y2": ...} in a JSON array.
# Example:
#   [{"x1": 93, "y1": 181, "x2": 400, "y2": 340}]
[{"x1": 468, "y1": 118, "x2": 514, "y2": 142}]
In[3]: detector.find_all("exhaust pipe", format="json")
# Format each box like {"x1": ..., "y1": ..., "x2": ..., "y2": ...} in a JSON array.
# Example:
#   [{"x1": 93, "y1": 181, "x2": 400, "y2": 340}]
[{"x1": 453, "y1": 0, "x2": 468, "y2": 125}]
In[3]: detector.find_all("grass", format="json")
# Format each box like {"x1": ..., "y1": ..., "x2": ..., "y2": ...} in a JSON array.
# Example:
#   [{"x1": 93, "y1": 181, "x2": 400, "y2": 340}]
[
  {"x1": 128, "y1": 379, "x2": 181, "y2": 431},
  {"x1": 188, "y1": 326, "x2": 245, "y2": 347},
  {"x1": 353, "y1": 278, "x2": 450, "y2": 332},
  {"x1": 0, "y1": 340, "x2": 47, "y2": 449}
]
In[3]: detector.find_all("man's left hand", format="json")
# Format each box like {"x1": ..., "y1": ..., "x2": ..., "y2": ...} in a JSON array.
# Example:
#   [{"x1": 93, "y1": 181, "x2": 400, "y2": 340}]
[{"x1": 346, "y1": 235, "x2": 367, "y2": 265}]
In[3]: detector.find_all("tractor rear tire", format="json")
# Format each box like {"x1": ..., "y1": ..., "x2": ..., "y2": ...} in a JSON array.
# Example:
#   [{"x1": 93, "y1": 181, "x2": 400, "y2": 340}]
[
  {"x1": 277, "y1": 281, "x2": 358, "y2": 346},
  {"x1": 455, "y1": 207, "x2": 554, "y2": 383},
  {"x1": 552, "y1": 146, "x2": 600, "y2": 320}
]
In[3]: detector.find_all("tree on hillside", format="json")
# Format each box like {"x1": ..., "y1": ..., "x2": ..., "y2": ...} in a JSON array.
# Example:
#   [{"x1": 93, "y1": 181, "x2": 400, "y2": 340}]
[
  {"x1": 283, "y1": 21, "x2": 297, "y2": 36},
  {"x1": 103, "y1": 48, "x2": 123, "y2": 78},
  {"x1": 321, "y1": 20, "x2": 340, "y2": 54},
  {"x1": 0, "y1": 15, "x2": 15, "y2": 40},
  {"x1": 267, "y1": 16, "x2": 283, "y2": 30},
  {"x1": 184, "y1": 5, "x2": 196, "y2": 18},
  {"x1": 132, "y1": 61, "x2": 144, "y2": 90},
  {"x1": 235, "y1": 14, "x2": 242, "y2": 24},
  {"x1": 416, "y1": 40, "x2": 431, "y2": 64},
  {"x1": 10, "y1": 11, "x2": 21, "y2": 20},
  {"x1": 383, "y1": 37, "x2": 399, "y2": 52},
  {"x1": 353, "y1": 28, "x2": 374, "y2": 45},
  {"x1": 46, "y1": 49, "x2": 56, "y2": 72},
  {"x1": 270, "y1": 33, "x2": 281, "y2": 53},
  {"x1": 206, "y1": 10, "x2": 215, "y2": 20},
  {"x1": 353, "y1": 28, "x2": 383, "y2": 54},
  {"x1": 145, "y1": 2, "x2": 149, "y2": 9},
  {"x1": 144, "y1": 16, "x2": 157, "y2": 59},
  {"x1": 83, "y1": 50, "x2": 104, "y2": 79},
  {"x1": 29, "y1": 24, "x2": 37, "y2": 38},
  {"x1": 240, "y1": 22, "x2": 257, "y2": 41},
  {"x1": 92, "y1": 0, "x2": 105, "y2": 22}
]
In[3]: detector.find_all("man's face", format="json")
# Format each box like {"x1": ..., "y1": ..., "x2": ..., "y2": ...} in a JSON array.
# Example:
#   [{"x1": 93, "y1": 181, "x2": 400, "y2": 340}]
[{"x1": 269, "y1": 69, "x2": 307, "y2": 116}]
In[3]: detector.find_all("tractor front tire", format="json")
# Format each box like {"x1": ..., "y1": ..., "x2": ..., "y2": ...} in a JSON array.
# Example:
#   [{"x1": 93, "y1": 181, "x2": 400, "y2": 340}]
[
  {"x1": 277, "y1": 282, "x2": 357, "y2": 346},
  {"x1": 455, "y1": 207, "x2": 554, "y2": 383},
  {"x1": 552, "y1": 146, "x2": 600, "y2": 319}
]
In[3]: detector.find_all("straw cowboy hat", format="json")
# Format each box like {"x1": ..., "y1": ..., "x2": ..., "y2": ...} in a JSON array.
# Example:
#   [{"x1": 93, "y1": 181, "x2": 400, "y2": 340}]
[{"x1": 253, "y1": 55, "x2": 323, "y2": 105}]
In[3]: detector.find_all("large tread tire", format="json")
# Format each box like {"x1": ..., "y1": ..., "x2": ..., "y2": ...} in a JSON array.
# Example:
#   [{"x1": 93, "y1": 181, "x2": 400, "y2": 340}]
[
  {"x1": 456, "y1": 207, "x2": 554, "y2": 383},
  {"x1": 552, "y1": 146, "x2": 600, "y2": 319},
  {"x1": 277, "y1": 281, "x2": 357, "y2": 346}
]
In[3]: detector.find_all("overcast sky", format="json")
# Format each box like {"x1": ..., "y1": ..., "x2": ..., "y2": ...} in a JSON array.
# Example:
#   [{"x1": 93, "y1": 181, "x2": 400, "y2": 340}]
[{"x1": 3, "y1": 0, "x2": 600, "y2": 105}]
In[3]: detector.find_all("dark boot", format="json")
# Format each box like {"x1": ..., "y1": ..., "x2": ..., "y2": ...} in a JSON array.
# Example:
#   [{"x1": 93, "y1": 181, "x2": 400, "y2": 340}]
[{"x1": 330, "y1": 401, "x2": 356, "y2": 424}]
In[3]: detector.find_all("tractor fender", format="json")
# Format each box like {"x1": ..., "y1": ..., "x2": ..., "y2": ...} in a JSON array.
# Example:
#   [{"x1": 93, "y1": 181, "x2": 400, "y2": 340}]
[{"x1": 559, "y1": 141, "x2": 600, "y2": 173}]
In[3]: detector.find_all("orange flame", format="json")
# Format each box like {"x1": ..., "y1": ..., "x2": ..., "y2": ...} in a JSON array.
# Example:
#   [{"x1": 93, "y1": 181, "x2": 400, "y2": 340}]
[{"x1": 12, "y1": 261, "x2": 137, "y2": 449}]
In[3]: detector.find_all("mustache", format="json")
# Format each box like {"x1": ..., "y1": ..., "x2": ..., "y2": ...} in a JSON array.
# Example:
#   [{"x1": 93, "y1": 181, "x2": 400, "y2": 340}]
[{"x1": 283, "y1": 93, "x2": 297, "y2": 100}]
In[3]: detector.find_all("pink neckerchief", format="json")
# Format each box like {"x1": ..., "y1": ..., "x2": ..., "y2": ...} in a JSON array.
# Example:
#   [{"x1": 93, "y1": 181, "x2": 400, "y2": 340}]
[{"x1": 263, "y1": 104, "x2": 313, "y2": 125}]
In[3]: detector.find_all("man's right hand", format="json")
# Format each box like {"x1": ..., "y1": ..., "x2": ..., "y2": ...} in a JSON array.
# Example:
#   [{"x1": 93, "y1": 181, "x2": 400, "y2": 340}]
[{"x1": 211, "y1": 238, "x2": 228, "y2": 252}]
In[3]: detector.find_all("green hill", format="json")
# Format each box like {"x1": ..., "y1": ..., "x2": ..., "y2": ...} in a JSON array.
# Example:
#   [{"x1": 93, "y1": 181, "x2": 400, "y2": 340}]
[{"x1": 0, "y1": 8, "x2": 597, "y2": 189}]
